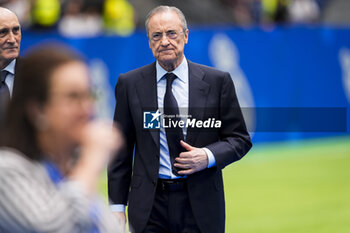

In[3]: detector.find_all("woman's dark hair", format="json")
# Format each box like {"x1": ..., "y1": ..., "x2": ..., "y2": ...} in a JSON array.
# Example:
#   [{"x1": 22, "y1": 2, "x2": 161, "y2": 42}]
[{"x1": 0, "y1": 43, "x2": 84, "y2": 160}]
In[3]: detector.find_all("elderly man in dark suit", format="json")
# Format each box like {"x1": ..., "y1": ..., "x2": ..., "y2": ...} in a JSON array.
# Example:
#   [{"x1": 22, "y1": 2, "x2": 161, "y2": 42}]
[
  {"x1": 0, "y1": 7, "x2": 21, "y2": 127},
  {"x1": 108, "y1": 5, "x2": 252, "y2": 233}
]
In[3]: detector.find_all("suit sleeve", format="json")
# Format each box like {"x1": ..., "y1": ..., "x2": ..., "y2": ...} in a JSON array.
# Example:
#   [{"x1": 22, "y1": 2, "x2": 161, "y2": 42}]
[
  {"x1": 205, "y1": 72, "x2": 252, "y2": 170},
  {"x1": 108, "y1": 75, "x2": 135, "y2": 205}
]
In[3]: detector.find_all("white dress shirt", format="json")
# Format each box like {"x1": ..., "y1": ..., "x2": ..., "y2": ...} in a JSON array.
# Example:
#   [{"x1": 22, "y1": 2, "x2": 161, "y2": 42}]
[{"x1": 156, "y1": 57, "x2": 216, "y2": 178}]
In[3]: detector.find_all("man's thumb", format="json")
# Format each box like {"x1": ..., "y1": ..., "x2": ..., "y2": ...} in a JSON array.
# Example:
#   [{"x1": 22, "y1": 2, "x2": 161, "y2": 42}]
[{"x1": 180, "y1": 140, "x2": 194, "y2": 151}]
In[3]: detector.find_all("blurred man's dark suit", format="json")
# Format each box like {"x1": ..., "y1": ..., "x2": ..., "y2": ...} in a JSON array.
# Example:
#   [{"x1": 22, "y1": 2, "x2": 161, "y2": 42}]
[
  {"x1": 0, "y1": 59, "x2": 19, "y2": 129},
  {"x1": 108, "y1": 60, "x2": 252, "y2": 233}
]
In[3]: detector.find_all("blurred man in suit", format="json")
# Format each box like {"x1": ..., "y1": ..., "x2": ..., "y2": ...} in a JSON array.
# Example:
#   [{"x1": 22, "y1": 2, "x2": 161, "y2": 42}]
[
  {"x1": 108, "y1": 5, "x2": 252, "y2": 233},
  {"x1": 0, "y1": 7, "x2": 21, "y2": 127}
]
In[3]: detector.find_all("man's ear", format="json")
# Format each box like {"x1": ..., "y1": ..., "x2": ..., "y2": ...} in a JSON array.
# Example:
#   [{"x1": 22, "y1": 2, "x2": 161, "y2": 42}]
[
  {"x1": 184, "y1": 29, "x2": 189, "y2": 44},
  {"x1": 148, "y1": 37, "x2": 152, "y2": 49}
]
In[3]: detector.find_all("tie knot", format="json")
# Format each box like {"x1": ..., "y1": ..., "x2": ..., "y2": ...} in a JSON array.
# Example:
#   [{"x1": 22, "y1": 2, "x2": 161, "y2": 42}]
[{"x1": 165, "y1": 73, "x2": 177, "y2": 86}]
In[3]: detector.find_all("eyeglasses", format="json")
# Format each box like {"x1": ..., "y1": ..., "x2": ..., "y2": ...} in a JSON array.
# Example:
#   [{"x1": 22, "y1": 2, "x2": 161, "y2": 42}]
[
  {"x1": 150, "y1": 30, "x2": 184, "y2": 42},
  {"x1": 50, "y1": 90, "x2": 95, "y2": 105}
]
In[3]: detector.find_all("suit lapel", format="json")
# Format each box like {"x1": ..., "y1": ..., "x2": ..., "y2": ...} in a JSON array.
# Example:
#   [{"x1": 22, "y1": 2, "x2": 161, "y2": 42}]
[
  {"x1": 134, "y1": 61, "x2": 211, "y2": 147},
  {"x1": 135, "y1": 62, "x2": 160, "y2": 147},
  {"x1": 186, "y1": 61, "x2": 210, "y2": 145}
]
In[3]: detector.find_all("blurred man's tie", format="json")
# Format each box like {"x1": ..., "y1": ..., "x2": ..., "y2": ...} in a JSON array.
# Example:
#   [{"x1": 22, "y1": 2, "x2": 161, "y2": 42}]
[
  {"x1": 163, "y1": 73, "x2": 185, "y2": 176},
  {"x1": 0, "y1": 70, "x2": 10, "y2": 126},
  {"x1": 0, "y1": 70, "x2": 10, "y2": 101}
]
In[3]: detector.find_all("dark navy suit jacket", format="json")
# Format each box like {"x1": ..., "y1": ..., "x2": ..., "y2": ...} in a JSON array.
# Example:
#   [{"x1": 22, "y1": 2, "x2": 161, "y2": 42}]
[{"x1": 108, "y1": 60, "x2": 252, "y2": 233}]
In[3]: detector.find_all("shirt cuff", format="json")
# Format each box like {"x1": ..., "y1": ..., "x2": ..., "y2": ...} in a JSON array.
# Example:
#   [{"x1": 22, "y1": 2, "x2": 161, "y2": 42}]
[
  {"x1": 203, "y1": 147, "x2": 216, "y2": 168},
  {"x1": 110, "y1": 204, "x2": 126, "y2": 212}
]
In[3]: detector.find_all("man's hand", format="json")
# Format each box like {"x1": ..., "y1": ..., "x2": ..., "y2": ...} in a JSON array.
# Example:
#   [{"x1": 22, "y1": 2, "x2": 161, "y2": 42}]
[
  {"x1": 174, "y1": 140, "x2": 209, "y2": 175},
  {"x1": 113, "y1": 212, "x2": 126, "y2": 233}
]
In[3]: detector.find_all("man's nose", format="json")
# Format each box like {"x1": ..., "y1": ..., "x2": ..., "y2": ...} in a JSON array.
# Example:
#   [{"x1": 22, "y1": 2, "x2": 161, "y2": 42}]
[
  {"x1": 6, "y1": 32, "x2": 16, "y2": 43},
  {"x1": 160, "y1": 34, "x2": 170, "y2": 46}
]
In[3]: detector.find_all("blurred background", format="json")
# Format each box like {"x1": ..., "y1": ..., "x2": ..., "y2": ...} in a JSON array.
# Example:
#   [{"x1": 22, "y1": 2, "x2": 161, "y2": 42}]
[{"x1": 2, "y1": 0, "x2": 349, "y2": 232}]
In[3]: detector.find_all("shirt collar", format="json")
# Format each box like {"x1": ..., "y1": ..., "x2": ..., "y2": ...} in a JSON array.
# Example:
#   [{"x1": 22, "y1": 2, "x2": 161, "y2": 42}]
[
  {"x1": 156, "y1": 56, "x2": 188, "y2": 83},
  {"x1": 3, "y1": 59, "x2": 16, "y2": 75}
]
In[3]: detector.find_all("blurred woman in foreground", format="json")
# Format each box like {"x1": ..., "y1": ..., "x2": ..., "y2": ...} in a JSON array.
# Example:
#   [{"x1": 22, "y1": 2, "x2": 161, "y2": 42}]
[{"x1": 0, "y1": 44, "x2": 122, "y2": 232}]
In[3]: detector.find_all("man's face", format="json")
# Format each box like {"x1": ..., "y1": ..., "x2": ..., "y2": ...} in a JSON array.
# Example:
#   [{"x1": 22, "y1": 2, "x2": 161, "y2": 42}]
[
  {"x1": 147, "y1": 10, "x2": 188, "y2": 71},
  {"x1": 0, "y1": 10, "x2": 21, "y2": 68}
]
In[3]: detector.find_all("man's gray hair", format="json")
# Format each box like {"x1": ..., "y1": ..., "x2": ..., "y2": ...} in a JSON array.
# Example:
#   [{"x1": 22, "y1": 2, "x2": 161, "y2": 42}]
[{"x1": 145, "y1": 6, "x2": 188, "y2": 36}]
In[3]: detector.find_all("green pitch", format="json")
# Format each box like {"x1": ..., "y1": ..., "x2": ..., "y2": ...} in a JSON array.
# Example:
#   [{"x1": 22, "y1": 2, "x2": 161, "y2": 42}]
[
  {"x1": 99, "y1": 136, "x2": 350, "y2": 232},
  {"x1": 224, "y1": 136, "x2": 350, "y2": 233}
]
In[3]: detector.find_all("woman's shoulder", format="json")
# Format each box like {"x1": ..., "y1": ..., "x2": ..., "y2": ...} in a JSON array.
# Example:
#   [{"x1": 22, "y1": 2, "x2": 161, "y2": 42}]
[{"x1": 0, "y1": 147, "x2": 41, "y2": 174}]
